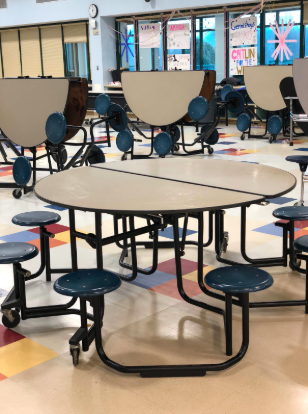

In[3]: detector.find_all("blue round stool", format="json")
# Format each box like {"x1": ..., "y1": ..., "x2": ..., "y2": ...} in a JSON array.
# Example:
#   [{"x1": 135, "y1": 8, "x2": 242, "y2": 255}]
[
  {"x1": 154, "y1": 132, "x2": 173, "y2": 157},
  {"x1": 46, "y1": 112, "x2": 67, "y2": 144},
  {"x1": 87, "y1": 145, "x2": 106, "y2": 165},
  {"x1": 286, "y1": 155, "x2": 308, "y2": 206},
  {"x1": 116, "y1": 129, "x2": 134, "y2": 153},
  {"x1": 0, "y1": 242, "x2": 39, "y2": 328},
  {"x1": 221, "y1": 85, "x2": 233, "y2": 101},
  {"x1": 95, "y1": 94, "x2": 111, "y2": 116},
  {"x1": 188, "y1": 96, "x2": 209, "y2": 122},
  {"x1": 107, "y1": 104, "x2": 128, "y2": 132},
  {"x1": 205, "y1": 266, "x2": 273, "y2": 357},
  {"x1": 237, "y1": 113, "x2": 251, "y2": 133},
  {"x1": 54, "y1": 269, "x2": 121, "y2": 365},
  {"x1": 12, "y1": 211, "x2": 61, "y2": 282},
  {"x1": 273, "y1": 206, "x2": 308, "y2": 276},
  {"x1": 12, "y1": 156, "x2": 32, "y2": 199}
]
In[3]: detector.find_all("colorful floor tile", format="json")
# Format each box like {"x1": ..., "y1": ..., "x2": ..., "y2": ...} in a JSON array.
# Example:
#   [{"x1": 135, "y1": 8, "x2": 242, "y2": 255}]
[
  {"x1": 158, "y1": 226, "x2": 197, "y2": 240},
  {"x1": 157, "y1": 258, "x2": 206, "y2": 276},
  {"x1": 0, "y1": 230, "x2": 40, "y2": 243},
  {"x1": 44, "y1": 205, "x2": 67, "y2": 211},
  {"x1": 149, "y1": 278, "x2": 202, "y2": 300},
  {"x1": 266, "y1": 196, "x2": 297, "y2": 205},
  {"x1": 0, "y1": 338, "x2": 58, "y2": 377},
  {"x1": 130, "y1": 269, "x2": 176, "y2": 289},
  {"x1": 0, "y1": 325, "x2": 24, "y2": 348}
]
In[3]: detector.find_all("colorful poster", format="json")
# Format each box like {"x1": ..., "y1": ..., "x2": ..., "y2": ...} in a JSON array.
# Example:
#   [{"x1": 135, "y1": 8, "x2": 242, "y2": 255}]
[
  {"x1": 167, "y1": 54, "x2": 190, "y2": 70},
  {"x1": 229, "y1": 16, "x2": 257, "y2": 46},
  {"x1": 139, "y1": 23, "x2": 160, "y2": 48},
  {"x1": 230, "y1": 47, "x2": 257, "y2": 75},
  {"x1": 167, "y1": 23, "x2": 190, "y2": 49}
]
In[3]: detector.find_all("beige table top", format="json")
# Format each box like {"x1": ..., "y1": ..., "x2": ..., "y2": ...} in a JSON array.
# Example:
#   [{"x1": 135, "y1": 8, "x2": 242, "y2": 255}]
[
  {"x1": 92, "y1": 159, "x2": 296, "y2": 199},
  {"x1": 0, "y1": 78, "x2": 69, "y2": 147},
  {"x1": 34, "y1": 166, "x2": 263, "y2": 214},
  {"x1": 293, "y1": 58, "x2": 308, "y2": 116},
  {"x1": 244, "y1": 65, "x2": 292, "y2": 111},
  {"x1": 121, "y1": 71, "x2": 205, "y2": 126}
]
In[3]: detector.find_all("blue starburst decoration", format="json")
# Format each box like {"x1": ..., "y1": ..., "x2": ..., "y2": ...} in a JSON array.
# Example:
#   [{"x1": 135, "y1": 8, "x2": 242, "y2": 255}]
[{"x1": 120, "y1": 28, "x2": 134, "y2": 63}]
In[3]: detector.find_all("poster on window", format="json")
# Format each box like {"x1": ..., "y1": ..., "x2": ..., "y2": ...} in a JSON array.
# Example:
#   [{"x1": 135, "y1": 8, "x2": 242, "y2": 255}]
[
  {"x1": 167, "y1": 54, "x2": 190, "y2": 70},
  {"x1": 167, "y1": 23, "x2": 190, "y2": 49},
  {"x1": 139, "y1": 23, "x2": 160, "y2": 48},
  {"x1": 229, "y1": 47, "x2": 257, "y2": 75},
  {"x1": 229, "y1": 16, "x2": 257, "y2": 46}
]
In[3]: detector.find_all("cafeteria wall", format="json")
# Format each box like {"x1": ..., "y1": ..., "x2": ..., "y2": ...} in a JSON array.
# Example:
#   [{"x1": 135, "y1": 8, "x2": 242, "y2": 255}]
[{"x1": 0, "y1": 0, "x2": 250, "y2": 86}]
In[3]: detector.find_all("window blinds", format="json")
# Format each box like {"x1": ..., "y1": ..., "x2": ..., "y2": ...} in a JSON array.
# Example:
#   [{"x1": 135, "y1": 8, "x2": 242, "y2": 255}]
[
  {"x1": 1, "y1": 30, "x2": 21, "y2": 77},
  {"x1": 40, "y1": 25, "x2": 64, "y2": 77},
  {"x1": 20, "y1": 27, "x2": 42, "y2": 77},
  {"x1": 63, "y1": 23, "x2": 87, "y2": 43}
]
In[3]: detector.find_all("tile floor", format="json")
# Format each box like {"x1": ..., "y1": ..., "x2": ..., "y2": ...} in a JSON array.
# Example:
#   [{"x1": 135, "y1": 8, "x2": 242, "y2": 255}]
[{"x1": 0, "y1": 123, "x2": 308, "y2": 413}]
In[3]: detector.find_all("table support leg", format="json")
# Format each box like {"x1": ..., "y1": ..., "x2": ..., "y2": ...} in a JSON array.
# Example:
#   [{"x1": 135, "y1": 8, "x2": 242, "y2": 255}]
[{"x1": 69, "y1": 209, "x2": 78, "y2": 272}]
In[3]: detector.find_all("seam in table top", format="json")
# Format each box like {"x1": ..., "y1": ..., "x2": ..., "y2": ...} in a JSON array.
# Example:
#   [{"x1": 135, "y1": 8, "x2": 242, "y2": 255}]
[{"x1": 90, "y1": 164, "x2": 269, "y2": 198}]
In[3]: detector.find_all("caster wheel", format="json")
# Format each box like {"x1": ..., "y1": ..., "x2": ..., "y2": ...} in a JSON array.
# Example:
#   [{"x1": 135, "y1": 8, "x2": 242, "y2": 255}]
[
  {"x1": 269, "y1": 136, "x2": 275, "y2": 144},
  {"x1": 2, "y1": 310, "x2": 21, "y2": 328},
  {"x1": 121, "y1": 153, "x2": 128, "y2": 161},
  {"x1": 70, "y1": 345, "x2": 80, "y2": 367},
  {"x1": 12, "y1": 189, "x2": 22, "y2": 199},
  {"x1": 222, "y1": 238, "x2": 228, "y2": 253},
  {"x1": 173, "y1": 144, "x2": 180, "y2": 152},
  {"x1": 240, "y1": 134, "x2": 245, "y2": 141},
  {"x1": 294, "y1": 201, "x2": 304, "y2": 206},
  {"x1": 208, "y1": 147, "x2": 214, "y2": 155}
]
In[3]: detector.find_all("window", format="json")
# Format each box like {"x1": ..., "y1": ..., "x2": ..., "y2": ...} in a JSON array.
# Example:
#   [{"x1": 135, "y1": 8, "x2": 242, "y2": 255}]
[
  {"x1": 265, "y1": 9, "x2": 300, "y2": 65},
  {"x1": 138, "y1": 21, "x2": 162, "y2": 71},
  {"x1": 167, "y1": 19, "x2": 191, "y2": 69},
  {"x1": 229, "y1": 13, "x2": 260, "y2": 77},
  {"x1": 120, "y1": 23, "x2": 135, "y2": 71},
  {"x1": 65, "y1": 43, "x2": 89, "y2": 78},
  {"x1": 196, "y1": 17, "x2": 215, "y2": 70}
]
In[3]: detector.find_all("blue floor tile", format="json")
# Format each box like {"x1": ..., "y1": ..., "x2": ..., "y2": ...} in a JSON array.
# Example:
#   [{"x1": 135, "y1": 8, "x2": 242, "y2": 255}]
[
  {"x1": 265, "y1": 196, "x2": 297, "y2": 205},
  {"x1": 130, "y1": 269, "x2": 176, "y2": 289},
  {"x1": 217, "y1": 141, "x2": 236, "y2": 145},
  {"x1": 294, "y1": 148, "x2": 308, "y2": 152},
  {"x1": 0, "y1": 230, "x2": 40, "y2": 243},
  {"x1": 241, "y1": 161, "x2": 259, "y2": 164},
  {"x1": 214, "y1": 150, "x2": 229, "y2": 155},
  {"x1": 159, "y1": 226, "x2": 197, "y2": 240},
  {"x1": 253, "y1": 223, "x2": 300, "y2": 237},
  {"x1": 44, "y1": 204, "x2": 67, "y2": 211},
  {"x1": 140, "y1": 144, "x2": 152, "y2": 147}
]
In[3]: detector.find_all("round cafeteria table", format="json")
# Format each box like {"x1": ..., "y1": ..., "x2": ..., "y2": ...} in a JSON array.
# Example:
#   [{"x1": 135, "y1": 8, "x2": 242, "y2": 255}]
[
  {"x1": 34, "y1": 158, "x2": 296, "y2": 375},
  {"x1": 34, "y1": 158, "x2": 296, "y2": 304}
]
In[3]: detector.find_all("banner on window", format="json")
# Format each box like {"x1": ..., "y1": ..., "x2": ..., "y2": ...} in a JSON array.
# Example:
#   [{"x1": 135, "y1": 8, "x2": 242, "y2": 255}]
[
  {"x1": 229, "y1": 16, "x2": 257, "y2": 46},
  {"x1": 167, "y1": 54, "x2": 190, "y2": 70},
  {"x1": 230, "y1": 47, "x2": 257, "y2": 75},
  {"x1": 167, "y1": 23, "x2": 190, "y2": 49},
  {"x1": 139, "y1": 23, "x2": 160, "y2": 48}
]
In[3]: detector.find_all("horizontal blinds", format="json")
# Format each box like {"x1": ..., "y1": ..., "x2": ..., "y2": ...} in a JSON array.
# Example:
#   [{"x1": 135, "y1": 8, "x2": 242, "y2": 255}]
[
  {"x1": 20, "y1": 27, "x2": 42, "y2": 77},
  {"x1": 40, "y1": 25, "x2": 64, "y2": 77},
  {"x1": 63, "y1": 23, "x2": 87, "y2": 43},
  {"x1": 1, "y1": 30, "x2": 21, "y2": 77}
]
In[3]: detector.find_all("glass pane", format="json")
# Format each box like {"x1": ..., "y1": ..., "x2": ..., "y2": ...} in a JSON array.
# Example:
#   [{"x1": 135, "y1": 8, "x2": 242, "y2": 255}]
[
  {"x1": 167, "y1": 19, "x2": 191, "y2": 69},
  {"x1": 265, "y1": 26, "x2": 276, "y2": 65},
  {"x1": 265, "y1": 12, "x2": 277, "y2": 26},
  {"x1": 195, "y1": 32, "x2": 200, "y2": 70},
  {"x1": 196, "y1": 19, "x2": 200, "y2": 31},
  {"x1": 65, "y1": 43, "x2": 89, "y2": 79},
  {"x1": 203, "y1": 17, "x2": 215, "y2": 30},
  {"x1": 277, "y1": 24, "x2": 300, "y2": 65},
  {"x1": 120, "y1": 23, "x2": 135, "y2": 71},
  {"x1": 305, "y1": 25, "x2": 308, "y2": 56},
  {"x1": 279, "y1": 10, "x2": 301, "y2": 24},
  {"x1": 202, "y1": 31, "x2": 215, "y2": 70},
  {"x1": 127, "y1": 24, "x2": 135, "y2": 71}
]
